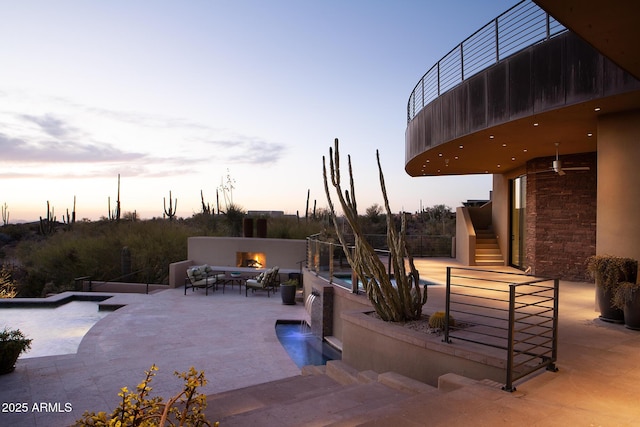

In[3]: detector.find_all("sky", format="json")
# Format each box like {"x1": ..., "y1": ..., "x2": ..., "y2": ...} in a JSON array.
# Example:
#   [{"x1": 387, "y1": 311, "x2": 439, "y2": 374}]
[{"x1": 0, "y1": 0, "x2": 516, "y2": 222}]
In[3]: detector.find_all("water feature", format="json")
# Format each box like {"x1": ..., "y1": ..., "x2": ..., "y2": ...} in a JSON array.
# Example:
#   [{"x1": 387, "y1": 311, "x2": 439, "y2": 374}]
[
  {"x1": 275, "y1": 320, "x2": 341, "y2": 368},
  {"x1": 0, "y1": 300, "x2": 111, "y2": 358}
]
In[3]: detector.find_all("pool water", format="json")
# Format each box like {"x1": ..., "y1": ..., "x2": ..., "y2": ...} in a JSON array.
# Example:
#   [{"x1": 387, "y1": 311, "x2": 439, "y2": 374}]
[
  {"x1": 275, "y1": 321, "x2": 341, "y2": 368},
  {"x1": 334, "y1": 274, "x2": 434, "y2": 289},
  {"x1": 0, "y1": 301, "x2": 110, "y2": 358}
]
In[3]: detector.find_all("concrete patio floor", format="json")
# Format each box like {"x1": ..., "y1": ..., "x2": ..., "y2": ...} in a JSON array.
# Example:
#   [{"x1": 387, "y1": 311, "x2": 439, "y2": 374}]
[{"x1": 1, "y1": 258, "x2": 640, "y2": 426}]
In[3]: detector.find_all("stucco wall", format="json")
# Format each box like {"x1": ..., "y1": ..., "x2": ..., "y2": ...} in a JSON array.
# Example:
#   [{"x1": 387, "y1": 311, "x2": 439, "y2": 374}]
[
  {"x1": 492, "y1": 173, "x2": 510, "y2": 265},
  {"x1": 187, "y1": 236, "x2": 306, "y2": 270},
  {"x1": 341, "y1": 311, "x2": 505, "y2": 387},
  {"x1": 597, "y1": 110, "x2": 640, "y2": 264},
  {"x1": 168, "y1": 237, "x2": 306, "y2": 288}
]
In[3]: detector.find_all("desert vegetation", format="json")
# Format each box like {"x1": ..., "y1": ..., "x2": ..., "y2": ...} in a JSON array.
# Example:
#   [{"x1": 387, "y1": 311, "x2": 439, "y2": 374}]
[{"x1": 0, "y1": 212, "x2": 327, "y2": 297}]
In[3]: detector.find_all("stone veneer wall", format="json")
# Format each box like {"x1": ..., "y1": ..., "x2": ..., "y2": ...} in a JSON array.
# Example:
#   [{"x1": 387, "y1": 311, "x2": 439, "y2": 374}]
[{"x1": 526, "y1": 152, "x2": 597, "y2": 281}]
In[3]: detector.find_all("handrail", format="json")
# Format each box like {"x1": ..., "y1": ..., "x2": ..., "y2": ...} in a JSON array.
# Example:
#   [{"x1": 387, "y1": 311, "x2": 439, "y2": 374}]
[
  {"x1": 407, "y1": 0, "x2": 566, "y2": 122},
  {"x1": 444, "y1": 266, "x2": 559, "y2": 392},
  {"x1": 75, "y1": 268, "x2": 156, "y2": 294}
]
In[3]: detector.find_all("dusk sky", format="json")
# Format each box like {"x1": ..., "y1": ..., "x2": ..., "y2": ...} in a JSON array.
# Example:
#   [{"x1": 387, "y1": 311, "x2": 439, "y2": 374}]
[{"x1": 1, "y1": 0, "x2": 516, "y2": 222}]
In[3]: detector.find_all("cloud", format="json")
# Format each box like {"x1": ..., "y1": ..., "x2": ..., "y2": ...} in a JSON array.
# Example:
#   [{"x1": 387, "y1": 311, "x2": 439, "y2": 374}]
[
  {"x1": 0, "y1": 131, "x2": 147, "y2": 163},
  {"x1": 202, "y1": 135, "x2": 286, "y2": 165},
  {"x1": 0, "y1": 92, "x2": 287, "y2": 173},
  {"x1": 20, "y1": 114, "x2": 76, "y2": 139}
]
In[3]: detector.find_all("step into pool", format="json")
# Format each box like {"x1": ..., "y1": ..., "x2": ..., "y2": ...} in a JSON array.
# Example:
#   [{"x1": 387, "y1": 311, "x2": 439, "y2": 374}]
[{"x1": 275, "y1": 320, "x2": 341, "y2": 368}]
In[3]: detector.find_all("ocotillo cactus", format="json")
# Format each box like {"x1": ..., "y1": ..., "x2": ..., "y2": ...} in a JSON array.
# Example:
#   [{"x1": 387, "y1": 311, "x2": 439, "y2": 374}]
[
  {"x1": 323, "y1": 138, "x2": 426, "y2": 322},
  {"x1": 200, "y1": 190, "x2": 211, "y2": 215},
  {"x1": 164, "y1": 191, "x2": 177, "y2": 220}
]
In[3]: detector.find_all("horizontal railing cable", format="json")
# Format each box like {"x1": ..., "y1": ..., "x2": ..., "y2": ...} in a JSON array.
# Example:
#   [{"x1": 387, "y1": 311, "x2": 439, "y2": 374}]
[{"x1": 407, "y1": 0, "x2": 567, "y2": 122}]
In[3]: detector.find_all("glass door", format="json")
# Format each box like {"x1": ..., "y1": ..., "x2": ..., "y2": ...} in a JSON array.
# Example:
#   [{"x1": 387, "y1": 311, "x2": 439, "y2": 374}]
[{"x1": 511, "y1": 175, "x2": 527, "y2": 269}]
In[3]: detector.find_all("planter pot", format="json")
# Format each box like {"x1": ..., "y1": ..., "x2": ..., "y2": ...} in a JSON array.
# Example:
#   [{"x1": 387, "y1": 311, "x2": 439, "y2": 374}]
[
  {"x1": 0, "y1": 342, "x2": 24, "y2": 375},
  {"x1": 622, "y1": 291, "x2": 640, "y2": 330},
  {"x1": 281, "y1": 285, "x2": 296, "y2": 305},
  {"x1": 596, "y1": 285, "x2": 624, "y2": 323}
]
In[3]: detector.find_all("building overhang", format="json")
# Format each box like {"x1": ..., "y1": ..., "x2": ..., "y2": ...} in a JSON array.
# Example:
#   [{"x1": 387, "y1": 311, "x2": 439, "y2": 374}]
[
  {"x1": 405, "y1": 32, "x2": 640, "y2": 177},
  {"x1": 405, "y1": 92, "x2": 640, "y2": 177}
]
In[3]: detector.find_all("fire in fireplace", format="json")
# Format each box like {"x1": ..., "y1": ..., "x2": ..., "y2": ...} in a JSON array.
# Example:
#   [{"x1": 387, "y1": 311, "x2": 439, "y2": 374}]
[{"x1": 236, "y1": 252, "x2": 266, "y2": 268}]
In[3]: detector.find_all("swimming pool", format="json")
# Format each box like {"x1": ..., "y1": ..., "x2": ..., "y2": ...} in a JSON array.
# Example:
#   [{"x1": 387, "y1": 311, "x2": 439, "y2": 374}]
[
  {"x1": 333, "y1": 273, "x2": 435, "y2": 290},
  {"x1": 0, "y1": 300, "x2": 111, "y2": 358},
  {"x1": 275, "y1": 320, "x2": 341, "y2": 368}
]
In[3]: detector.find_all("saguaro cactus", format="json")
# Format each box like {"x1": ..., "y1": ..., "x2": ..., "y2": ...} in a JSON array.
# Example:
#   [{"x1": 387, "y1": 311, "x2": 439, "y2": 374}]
[
  {"x1": 39, "y1": 201, "x2": 56, "y2": 235},
  {"x1": 1, "y1": 203, "x2": 8, "y2": 226},
  {"x1": 323, "y1": 138, "x2": 427, "y2": 322},
  {"x1": 164, "y1": 191, "x2": 177, "y2": 220},
  {"x1": 108, "y1": 175, "x2": 122, "y2": 221}
]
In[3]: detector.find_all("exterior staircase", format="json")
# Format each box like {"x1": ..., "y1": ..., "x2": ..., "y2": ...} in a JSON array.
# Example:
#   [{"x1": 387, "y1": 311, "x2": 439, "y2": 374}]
[
  {"x1": 203, "y1": 360, "x2": 505, "y2": 426},
  {"x1": 474, "y1": 228, "x2": 504, "y2": 266}
]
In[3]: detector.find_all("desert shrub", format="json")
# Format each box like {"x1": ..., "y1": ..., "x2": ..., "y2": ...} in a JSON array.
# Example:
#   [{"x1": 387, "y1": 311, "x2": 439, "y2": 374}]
[
  {"x1": 266, "y1": 216, "x2": 326, "y2": 240},
  {"x1": 75, "y1": 365, "x2": 217, "y2": 427},
  {"x1": 0, "y1": 266, "x2": 16, "y2": 298},
  {"x1": 15, "y1": 220, "x2": 200, "y2": 296}
]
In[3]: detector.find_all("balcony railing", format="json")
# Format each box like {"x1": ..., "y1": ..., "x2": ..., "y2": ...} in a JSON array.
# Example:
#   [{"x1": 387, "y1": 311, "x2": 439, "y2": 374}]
[{"x1": 407, "y1": 0, "x2": 566, "y2": 122}]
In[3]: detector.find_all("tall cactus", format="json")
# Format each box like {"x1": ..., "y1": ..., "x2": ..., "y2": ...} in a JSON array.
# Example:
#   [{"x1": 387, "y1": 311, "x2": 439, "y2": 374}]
[
  {"x1": 1, "y1": 202, "x2": 8, "y2": 226},
  {"x1": 164, "y1": 191, "x2": 177, "y2": 220},
  {"x1": 200, "y1": 190, "x2": 211, "y2": 215},
  {"x1": 323, "y1": 138, "x2": 426, "y2": 322},
  {"x1": 108, "y1": 175, "x2": 121, "y2": 221},
  {"x1": 63, "y1": 196, "x2": 77, "y2": 230},
  {"x1": 39, "y1": 201, "x2": 56, "y2": 235}
]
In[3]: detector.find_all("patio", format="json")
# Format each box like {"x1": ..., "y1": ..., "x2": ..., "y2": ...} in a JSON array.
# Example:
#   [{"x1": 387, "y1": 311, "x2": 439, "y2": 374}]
[{"x1": 1, "y1": 258, "x2": 640, "y2": 426}]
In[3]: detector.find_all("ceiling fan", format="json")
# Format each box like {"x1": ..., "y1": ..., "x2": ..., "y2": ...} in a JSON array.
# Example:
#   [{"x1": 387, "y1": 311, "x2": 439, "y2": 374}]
[{"x1": 531, "y1": 143, "x2": 591, "y2": 176}]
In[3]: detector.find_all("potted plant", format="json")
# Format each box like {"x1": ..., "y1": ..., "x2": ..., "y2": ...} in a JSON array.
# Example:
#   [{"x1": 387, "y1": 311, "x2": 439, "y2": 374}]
[
  {"x1": 587, "y1": 255, "x2": 638, "y2": 323},
  {"x1": 0, "y1": 328, "x2": 32, "y2": 374},
  {"x1": 613, "y1": 281, "x2": 640, "y2": 330},
  {"x1": 281, "y1": 279, "x2": 298, "y2": 305}
]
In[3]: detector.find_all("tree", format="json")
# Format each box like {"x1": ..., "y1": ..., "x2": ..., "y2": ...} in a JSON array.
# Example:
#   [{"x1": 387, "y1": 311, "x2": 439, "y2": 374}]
[{"x1": 323, "y1": 139, "x2": 427, "y2": 322}]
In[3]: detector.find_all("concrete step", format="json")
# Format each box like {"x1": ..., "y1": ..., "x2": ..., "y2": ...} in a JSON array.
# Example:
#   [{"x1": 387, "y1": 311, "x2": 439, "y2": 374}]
[{"x1": 204, "y1": 363, "x2": 441, "y2": 427}]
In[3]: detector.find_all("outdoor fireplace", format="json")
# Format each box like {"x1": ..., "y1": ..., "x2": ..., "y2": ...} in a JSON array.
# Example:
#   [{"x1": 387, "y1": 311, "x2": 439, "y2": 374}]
[{"x1": 236, "y1": 252, "x2": 266, "y2": 268}]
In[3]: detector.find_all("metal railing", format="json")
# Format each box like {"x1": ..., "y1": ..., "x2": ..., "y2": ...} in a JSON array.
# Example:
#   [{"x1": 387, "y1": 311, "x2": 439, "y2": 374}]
[
  {"x1": 306, "y1": 233, "x2": 446, "y2": 293},
  {"x1": 75, "y1": 269, "x2": 159, "y2": 294},
  {"x1": 444, "y1": 267, "x2": 558, "y2": 392},
  {"x1": 407, "y1": 0, "x2": 566, "y2": 122}
]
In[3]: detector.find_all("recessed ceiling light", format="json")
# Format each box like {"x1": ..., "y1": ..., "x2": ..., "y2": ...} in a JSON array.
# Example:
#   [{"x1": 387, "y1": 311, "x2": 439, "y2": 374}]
[
  {"x1": 594, "y1": 107, "x2": 601, "y2": 112},
  {"x1": 502, "y1": 143, "x2": 507, "y2": 147},
  {"x1": 533, "y1": 123, "x2": 539, "y2": 127},
  {"x1": 497, "y1": 164, "x2": 501, "y2": 168},
  {"x1": 489, "y1": 135, "x2": 494, "y2": 139},
  {"x1": 485, "y1": 170, "x2": 489, "y2": 173},
  {"x1": 511, "y1": 157, "x2": 516, "y2": 161},
  {"x1": 459, "y1": 145, "x2": 463, "y2": 149},
  {"x1": 523, "y1": 149, "x2": 528, "y2": 152},
  {"x1": 587, "y1": 133, "x2": 593, "y2": 137},
  {"x1": 454, "y1": 156, "x2": 459, "y2": 160},
  {"x1": 438, "y1": 153, "x2": 443, "y2": 157}
]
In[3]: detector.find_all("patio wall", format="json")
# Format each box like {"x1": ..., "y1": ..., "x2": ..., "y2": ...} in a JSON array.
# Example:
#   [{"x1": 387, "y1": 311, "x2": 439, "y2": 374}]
[
  {"x1": 169, "y1": 237, "x2": 306, "y2": 287},
  {"x1": 341, "y1": 310, "x2": 505, "y2": 387},
  {"x1": 303, "y1": 268, "x2": 507, "y2": 387}
]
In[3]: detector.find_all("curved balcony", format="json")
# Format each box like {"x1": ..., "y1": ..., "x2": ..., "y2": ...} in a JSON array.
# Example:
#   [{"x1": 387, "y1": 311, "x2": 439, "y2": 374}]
[{"x1": 405, "y1": 0, "x2": 640, "y2": 177}]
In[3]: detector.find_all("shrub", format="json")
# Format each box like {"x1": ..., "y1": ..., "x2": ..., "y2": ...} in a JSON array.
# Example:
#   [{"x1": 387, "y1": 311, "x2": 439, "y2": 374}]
[{"x1": 74, "y1": 365, "x2": 217, "y2": 427}]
